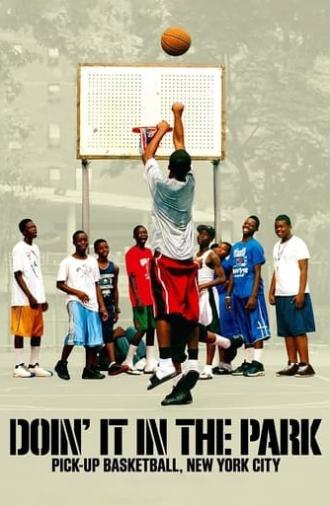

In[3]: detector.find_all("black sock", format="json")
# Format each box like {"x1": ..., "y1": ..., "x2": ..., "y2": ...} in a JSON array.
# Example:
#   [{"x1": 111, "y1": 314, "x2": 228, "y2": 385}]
[
  {"x1": 188, "y1": 348, "x2": 198, "y2": 360},
  {"x1": 159, "y1": 347, "x2": 172, "y2": 359}
]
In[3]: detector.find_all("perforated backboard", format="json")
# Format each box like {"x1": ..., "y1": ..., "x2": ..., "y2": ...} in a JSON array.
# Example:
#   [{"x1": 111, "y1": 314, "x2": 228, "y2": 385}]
[{"x1": 77, "y1": 64, "x2": 226, "y2": 160}]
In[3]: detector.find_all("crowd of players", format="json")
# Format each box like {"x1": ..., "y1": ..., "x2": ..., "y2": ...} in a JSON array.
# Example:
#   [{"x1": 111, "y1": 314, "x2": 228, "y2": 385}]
[{"x1": 10, "y1": 102, "x2": 316, "y2": 406}]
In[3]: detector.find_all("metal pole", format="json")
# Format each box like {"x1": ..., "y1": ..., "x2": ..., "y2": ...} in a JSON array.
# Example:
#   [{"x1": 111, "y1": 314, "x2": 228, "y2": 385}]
[
  {"x1": 212, "y1": 159, "x2": 221, "y2": 240},
  {"x1": 81, "y1": 158, "x2": 90, "y2": 238}
]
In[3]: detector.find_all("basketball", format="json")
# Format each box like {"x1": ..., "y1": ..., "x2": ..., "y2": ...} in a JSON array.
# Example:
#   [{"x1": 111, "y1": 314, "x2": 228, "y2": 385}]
[{"x1": 161, "y1": 27, "x2": 191, "y2": 56}]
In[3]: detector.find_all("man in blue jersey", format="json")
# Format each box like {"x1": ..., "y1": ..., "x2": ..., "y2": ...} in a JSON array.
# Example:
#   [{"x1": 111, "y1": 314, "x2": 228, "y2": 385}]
[{"x1": 226, "y1": 216, "x2": 271, "y2": 376}]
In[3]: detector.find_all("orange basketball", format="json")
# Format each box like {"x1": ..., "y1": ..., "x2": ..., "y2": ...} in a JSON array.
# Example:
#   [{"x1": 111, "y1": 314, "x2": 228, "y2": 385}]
[{"x1": 161, "y1": 27, "x2": 191, "y2": 56}]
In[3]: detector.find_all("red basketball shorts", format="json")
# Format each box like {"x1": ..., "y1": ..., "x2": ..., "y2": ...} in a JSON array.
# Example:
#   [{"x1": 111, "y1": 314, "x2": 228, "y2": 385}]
[{"x1": 150, "y1": 253, "x2": 199, "y2": 323}]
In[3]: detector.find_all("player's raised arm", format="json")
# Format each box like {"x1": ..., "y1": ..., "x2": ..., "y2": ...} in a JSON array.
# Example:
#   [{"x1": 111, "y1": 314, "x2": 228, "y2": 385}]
[
  {"x1": 142, "y1": 120, "x2": 171, "y2": 163},
  {"x1": 172, "y1": 102, "x2": 185, "y2": 150}
]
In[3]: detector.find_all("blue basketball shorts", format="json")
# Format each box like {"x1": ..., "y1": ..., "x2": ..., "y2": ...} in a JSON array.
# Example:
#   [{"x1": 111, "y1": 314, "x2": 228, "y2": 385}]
[
  {"x1": 64, "y1": 301, "x2": 103, "y2": 347},
  {"x1": 275, "y1": 294, "x2": 316, "y2": 337},
  {"x1": 232, "y1": 293, "x2": 271, "y2": 344}
]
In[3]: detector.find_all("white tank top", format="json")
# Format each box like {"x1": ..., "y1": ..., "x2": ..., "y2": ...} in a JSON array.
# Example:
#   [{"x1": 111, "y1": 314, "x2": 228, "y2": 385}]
[{"x1": 195, "y1": 250, "x2": 214, "y2": 284}]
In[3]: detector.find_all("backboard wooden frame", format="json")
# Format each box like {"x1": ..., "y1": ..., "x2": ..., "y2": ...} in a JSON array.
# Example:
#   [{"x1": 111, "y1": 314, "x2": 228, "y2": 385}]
[{"x1": 77, "y1": 63, "x2": 226, "y2": 160}]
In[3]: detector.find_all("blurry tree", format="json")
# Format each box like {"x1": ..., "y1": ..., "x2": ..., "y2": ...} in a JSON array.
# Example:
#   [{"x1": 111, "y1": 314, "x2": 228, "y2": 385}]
[
  {"x1": 162, "y1": 0, "x2": 330, "y2": 227},
  {"x1": 1, "y1": 0, "x2": 329, "y2": 218}
]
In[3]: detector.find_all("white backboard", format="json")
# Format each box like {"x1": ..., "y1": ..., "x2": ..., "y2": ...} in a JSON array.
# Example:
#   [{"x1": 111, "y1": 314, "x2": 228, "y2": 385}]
[{"x1": 77, "y1": 64, "x2": 225, "y2": 160}]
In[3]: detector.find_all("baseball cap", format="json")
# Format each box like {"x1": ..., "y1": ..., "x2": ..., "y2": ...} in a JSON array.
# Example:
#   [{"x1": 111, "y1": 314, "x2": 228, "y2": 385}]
[{"x1": 197, "y1": 224, "x2": 216, "y2": 240}]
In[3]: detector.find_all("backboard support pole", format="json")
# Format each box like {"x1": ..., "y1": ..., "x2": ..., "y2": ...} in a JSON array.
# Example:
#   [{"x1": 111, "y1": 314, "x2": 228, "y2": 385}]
[
  {"x1": 81, "y1": 158, "x2": 90, "y2": 239},
  {"x1": 213, "y1": 159, "x2": 221, "y2": 240}
]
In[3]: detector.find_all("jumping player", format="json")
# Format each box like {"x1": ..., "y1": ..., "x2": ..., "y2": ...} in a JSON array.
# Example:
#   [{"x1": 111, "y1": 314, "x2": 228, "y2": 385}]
[
  {"x1": 142, "y1": 102, "x2": 200, "y2": 405},
  {"x1": 123, "y1": 225, "x2": 157, "y2": 374},
  {"x1": 269, "y1": 215, "x2": 315, "y2": 376},
  {"x1": 54, "y1": 230, "x2": 108, "y2": 380},
  {"x1": 11, "y1": 219, "x2": 52, "y2": 378},
  {"x1": 227, "y1": 216, "x2": 271, "y2": 376}
]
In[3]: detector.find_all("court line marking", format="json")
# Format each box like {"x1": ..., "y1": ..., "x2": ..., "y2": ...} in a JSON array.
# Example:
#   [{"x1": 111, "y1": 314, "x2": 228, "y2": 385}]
[
  {"x1": 0, "y1": 389, "x2": 328, "y2": 398},
  {"x1": 0, "y1": 400, "x2": 329, "y2": 412}
]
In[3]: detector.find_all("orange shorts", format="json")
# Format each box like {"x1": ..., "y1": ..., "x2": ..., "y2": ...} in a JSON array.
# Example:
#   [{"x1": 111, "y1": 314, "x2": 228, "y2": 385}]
[{"x1": 11, "y1": 306, "x2": 44, "y2": 337}]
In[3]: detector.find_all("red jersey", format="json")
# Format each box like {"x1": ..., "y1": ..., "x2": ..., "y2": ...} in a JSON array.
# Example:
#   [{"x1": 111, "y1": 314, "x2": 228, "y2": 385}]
[{"x1": 125, "y1": 245, "x2": 153, "y2": 307}]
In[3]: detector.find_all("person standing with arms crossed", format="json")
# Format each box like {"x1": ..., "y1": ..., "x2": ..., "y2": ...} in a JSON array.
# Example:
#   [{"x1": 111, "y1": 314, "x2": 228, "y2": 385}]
[
  {"x1": 142, "y1": 102, "x2": 200, "y2": 405},
  {"x1": 269, "y1": 214, "x2": 316, "y2": 376}
]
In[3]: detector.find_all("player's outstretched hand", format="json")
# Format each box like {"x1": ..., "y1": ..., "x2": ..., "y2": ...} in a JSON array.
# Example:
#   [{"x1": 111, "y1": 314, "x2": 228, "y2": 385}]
[
  {"x1": 157, "y1": 120, "x2": 171, "y2": 132},
  {"x1": 172, "y1": 102, "x2": 184, "y2": 114}
]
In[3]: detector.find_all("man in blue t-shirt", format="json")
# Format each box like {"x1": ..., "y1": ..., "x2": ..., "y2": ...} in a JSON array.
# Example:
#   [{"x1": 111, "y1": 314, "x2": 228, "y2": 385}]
[{"x1": 226, "y1": 216, "x2": 270, "y2": 376}]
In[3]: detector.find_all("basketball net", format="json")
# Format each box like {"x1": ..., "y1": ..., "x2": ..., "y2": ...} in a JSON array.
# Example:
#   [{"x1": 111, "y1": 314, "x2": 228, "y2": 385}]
[{"x1": 132, "y1": 126, "x2": 172, "y2": 154}]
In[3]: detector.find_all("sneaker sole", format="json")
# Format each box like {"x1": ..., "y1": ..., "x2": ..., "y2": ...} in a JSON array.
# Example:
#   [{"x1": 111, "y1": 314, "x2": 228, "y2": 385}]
[
  {"x1": 108, "y1": 369, "x2": 128, "y2": 376},
  {"x1": 161, "y1": 396, "x2": 193, "y2": 406},
  {"x1": 82, "y1": 377, "x2": 106, "y2": 380},
  {"x1": 13, "y1": 373, "x2": 35, "y2": 378},
  {"x1": 244, "y1": 371, "x2": 265, "y2": 377},
  {"x1": 276, "y1": 372, "x2": 297, "y2": 377},
  {"x1": 147, "y1": 371, "x2": 178, "y2": 390},
  {"x1": 199, "y1": 375, "x2": 213, "y2": 380},
  {"x1": 126, "y1": 369, "x2": 143, "y2": 375},
  {"x1": 31, "y1": 371, "x2": 53, "y2": 378},
  {"x1": 82, "y1": 375, "x2": 106, "y2": 380}
]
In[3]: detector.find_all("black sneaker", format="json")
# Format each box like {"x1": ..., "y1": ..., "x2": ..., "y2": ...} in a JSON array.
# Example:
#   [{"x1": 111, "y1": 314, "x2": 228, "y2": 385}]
[
  {"x1": 161, "y1": 369, "x2": 199, "y2": 406},
  {"x1": 231, "y1": 360, "x2": 250, "y2": 376},
  {"x1": 276, "y1": 362, "x2": 299, "y2": 376},
  {"x1": 212, "y1": 366, "x2": 232, "y2": 375},
  {"x1": 54, "y1": 360, "x2": 70, "y2": 380},
  {"x1": 223, "y1": 335, "x2": 244, "y2": 363},
  {"x1": 243, "y1": 360, "x2": 265, "y2": 377},
  {"x1": 161, "y1": 388, "x2": 193, "y2": 406},
  {"x1": 295, "y1": 363, "x2": 315, "y2": 377},
  {"x1": 82, "y1": 367, "x2": 105, "y2": 380},
  {"x1": 176, "y1": 370, "x2": 200, "y2": 391}
]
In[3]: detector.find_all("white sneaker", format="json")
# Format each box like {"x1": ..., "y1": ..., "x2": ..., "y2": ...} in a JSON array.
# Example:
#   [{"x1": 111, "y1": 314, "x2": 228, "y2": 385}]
[
  {"x1": 144, "y1": 358, "x2": 158, "y2": 373},
  {"x1": 126, "y1": 366, "x2": 143, "y2": 375},
  {"x1": 200, "y1": 369, "x2": 213, "y2": 380},
  {"x1": 28, "y1": 364, "x2": 53, "y2": 377},
  {"x1": 134, "y1": 358, "x2": 146, "y2": 371},
  {"x1": 13, "y1": 364, "x2": 34, "y2": 378}
]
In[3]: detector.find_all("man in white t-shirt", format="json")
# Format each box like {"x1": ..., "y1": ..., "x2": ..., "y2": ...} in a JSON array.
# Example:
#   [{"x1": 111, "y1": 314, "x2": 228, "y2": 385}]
[
  {"x1": 142, "y1": 103, "x2": 200, "y2": 406},
  {"x1": 269, "y1": 214, "x2": 316, "y2": 377},
  {"x1": 11, "y1": 219, "x2": 52, "y2": 378},
  {"x1": 54, "y1": 230, "x2": 108, "y2": 380}
]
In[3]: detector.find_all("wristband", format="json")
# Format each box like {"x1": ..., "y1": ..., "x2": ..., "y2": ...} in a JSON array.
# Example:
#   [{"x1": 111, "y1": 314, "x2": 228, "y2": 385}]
[{"x1": 225, "y1": 296, "x2": 231, "y2": 299}]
